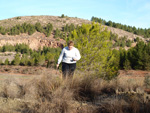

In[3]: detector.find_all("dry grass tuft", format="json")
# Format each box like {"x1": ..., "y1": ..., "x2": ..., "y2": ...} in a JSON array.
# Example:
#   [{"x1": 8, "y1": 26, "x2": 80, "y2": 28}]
[{"x1": 0, "y1": 70, "x2": 150, "y2": 113}]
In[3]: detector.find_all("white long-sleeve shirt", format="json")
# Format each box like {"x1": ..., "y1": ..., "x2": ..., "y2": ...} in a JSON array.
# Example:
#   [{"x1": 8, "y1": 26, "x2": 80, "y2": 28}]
[{"x1": 57, "y1": 47, "x2": 81, "y2": 64}]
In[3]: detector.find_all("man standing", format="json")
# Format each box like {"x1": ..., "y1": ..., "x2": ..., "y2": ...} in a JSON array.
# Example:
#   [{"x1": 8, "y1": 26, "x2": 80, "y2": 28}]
[{"x1": 57, "y1": 41, "x2": 81, "y2": 77}]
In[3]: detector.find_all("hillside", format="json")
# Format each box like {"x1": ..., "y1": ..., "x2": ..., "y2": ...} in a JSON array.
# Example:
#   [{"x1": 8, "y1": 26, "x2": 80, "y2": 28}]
[
  {"x1": 0, "y1": 15, "x2": 149, "y2": 50},
  {"x1": 0, "y1": 32, "x2": 65, "y2": 50},
  {"x1": 0, "y1": 16, "x2": 91, "y2": 29}
]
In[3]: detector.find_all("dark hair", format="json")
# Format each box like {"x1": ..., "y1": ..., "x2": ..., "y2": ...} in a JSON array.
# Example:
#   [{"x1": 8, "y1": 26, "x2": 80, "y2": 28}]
[{"x1": 68, "y1": 41, "x2": 74, "y2": 46}]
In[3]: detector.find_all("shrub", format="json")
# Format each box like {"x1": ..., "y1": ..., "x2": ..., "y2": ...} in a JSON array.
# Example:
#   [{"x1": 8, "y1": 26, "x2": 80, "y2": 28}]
[
  {"x1": 4, "y1": 58, "x2": 9, "y2": 65},
  {"x1": 144, "y1": 75, "x2": 150, "y2": 89},
  {"x1": 13, "y1": 54, "x2": 20, "y2": 65},
  {"x1": 61, "y1": 14, "x2": 65, "y2": 18}
]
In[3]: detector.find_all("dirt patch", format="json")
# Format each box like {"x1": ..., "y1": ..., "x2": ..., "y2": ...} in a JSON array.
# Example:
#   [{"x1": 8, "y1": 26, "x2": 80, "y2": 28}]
[
  {"x1": 0, "y1": 65, "x2": 61, "y2": 76},
  {"x1": 118, "y1": 70, "x2": 150, "y2": 77}
]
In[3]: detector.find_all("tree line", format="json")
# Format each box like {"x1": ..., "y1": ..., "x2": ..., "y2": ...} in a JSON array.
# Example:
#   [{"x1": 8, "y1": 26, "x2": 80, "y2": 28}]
[
  {"x1": 0, "y1": 22, "x2": 77, "y2": 40},
  {"x1": 91, "y1": 16, "x2": 150, "y2": 38},
  {"x1": 110, "y1": 32, "x2": 133, "y2": 48},
  {"x1": 54, "y1": 23, "x2": 76, "y2": 39},
  {"x1": 1, "y1": 41, "x2": 150, "y2": 77},
  {"x1": 113, "y1": 41, "x2": 150, "y2": 70},
  {"x1": 0, "y1": 22, "x2": 53, "y2": 37}
]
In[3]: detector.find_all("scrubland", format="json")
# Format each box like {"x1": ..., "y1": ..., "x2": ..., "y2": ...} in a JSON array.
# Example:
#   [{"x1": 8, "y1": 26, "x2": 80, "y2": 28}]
[{"x1": 0, "y1": 68, "x2": 150, "y2": 113}]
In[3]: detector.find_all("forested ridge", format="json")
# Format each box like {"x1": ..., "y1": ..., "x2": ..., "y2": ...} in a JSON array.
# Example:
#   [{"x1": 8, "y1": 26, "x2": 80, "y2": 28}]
[{"x1": 91, "y1": 16, "x2": 150, "y2": 38}]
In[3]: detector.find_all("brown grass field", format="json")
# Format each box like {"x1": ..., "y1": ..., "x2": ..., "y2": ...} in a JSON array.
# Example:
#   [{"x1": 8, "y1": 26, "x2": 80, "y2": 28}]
[{"x1": 0, "y1": 66, "x2": 150, "y2": 113}]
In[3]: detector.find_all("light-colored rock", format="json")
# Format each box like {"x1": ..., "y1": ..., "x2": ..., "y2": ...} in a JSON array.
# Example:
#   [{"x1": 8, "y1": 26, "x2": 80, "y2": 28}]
[{"x1": 0, "y1": 32, "x2": 65, "y2": 50}]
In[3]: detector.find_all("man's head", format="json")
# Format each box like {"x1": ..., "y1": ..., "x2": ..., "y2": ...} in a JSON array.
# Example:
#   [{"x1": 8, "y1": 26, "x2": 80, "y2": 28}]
[{"x1": 68, "y1": 41, "x2": 74, "y2": 50}]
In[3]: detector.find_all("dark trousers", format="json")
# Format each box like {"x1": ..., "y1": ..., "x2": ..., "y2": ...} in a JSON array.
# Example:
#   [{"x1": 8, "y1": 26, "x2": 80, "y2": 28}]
[{"x1": 62, "y1": 62, "x2": 76, "y2": 77}]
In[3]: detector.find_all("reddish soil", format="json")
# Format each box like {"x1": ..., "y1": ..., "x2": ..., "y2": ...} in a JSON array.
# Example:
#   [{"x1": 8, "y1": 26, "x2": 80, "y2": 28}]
[
  {"x1": 0, "y1": 66, "x2": 150, "y2": 78},
  {"x1": 118, "y1": 70, "x2": 150, "y2": 77},
  {"x1": 0, "y1": 65, "x2": 61, "y2": 76}
]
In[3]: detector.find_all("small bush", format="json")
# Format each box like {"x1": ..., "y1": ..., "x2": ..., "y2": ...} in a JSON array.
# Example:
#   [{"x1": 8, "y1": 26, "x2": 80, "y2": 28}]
[{"x1": 144, "y1": 75, "x2": 150, "y2": 89}]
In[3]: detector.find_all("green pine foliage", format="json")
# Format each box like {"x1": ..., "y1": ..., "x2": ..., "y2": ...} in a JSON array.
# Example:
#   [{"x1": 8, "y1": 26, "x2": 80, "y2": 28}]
[
  {"x1": 0, "y1": 22, "x2": 53, "y2": 37},
  {"x1": 15, "y1": 43, "x2": 31, "y2": 54},
  {"x1": 20, "y1": 54, "x2": 29, "y2": 66},
  {"x1": 112, "y1": 36, "x2": 133, "y2": 48},
  {"x1": 44, "y1": 23, "x2": 53, "y2": 37},
  {"x1": 61, "y1": 14, "x2": 65, "y2": 18},
  {"x1": 45, "y1": 53, "x2": 54, "y2": 62},
  {"x1": 46, "y1": 53, "x2": 55, "y2": 68},
  {"x1": 117, "y1": 41, "x2": 150, "y2": 70},
  {"x1": 0, "y1": 43, "x2": 60, "y2": 67},
  {"x1": 54, "y1": 28, "x2": 60, "y2": 38},
  {"x1": 28, "y1": 24, "x2": 36, "y2": 35},
  {"x1": 1, "y1": 44, "x2": 15, "y2": 52},
  {"x1": 68, "y1": 23, "x2": 118, "y2": 79},
  {"x1": 13, "y1": 54, "x2": 20, "y2": 65},
  {"x1": 28, "y1": 58, "x2": 35, "y2": 66},
  {"x1": 63, "y1": 24, "x2": 75, "y2": 32},
  {"x1": 112, "y1": 49, "x2": 120, "y2": 70},
  {"x1": 135, "y1": 37, "x2": 140, "y2": 42},
  {"x1": 0, "y1": 26, "x2": 7, "y2": 35},
  {"x1": 35, "y1": 22, "x2": 43, "y2": 32},
  {"x1": 126, "y1": 40, "x2": 132, "y2": 47},
  {"x1": 36, "y1": 54, "x2": 45, "y2": 66},
  {"x1": 4, "y1": 58, "x2": 9, "y2": 65}
]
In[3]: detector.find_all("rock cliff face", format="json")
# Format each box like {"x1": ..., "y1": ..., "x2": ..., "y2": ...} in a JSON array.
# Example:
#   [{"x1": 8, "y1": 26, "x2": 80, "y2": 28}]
[{"x1": 0, "y1": 32, "x2": 65, "y2": 50}]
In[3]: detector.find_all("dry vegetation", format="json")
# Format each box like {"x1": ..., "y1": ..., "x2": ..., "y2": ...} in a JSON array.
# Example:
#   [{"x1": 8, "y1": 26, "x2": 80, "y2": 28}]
[
  {"x1": 0, "y1": 67, "x2": 150, "y2": 113},
  {"x1": 0, "y1": 65, "x2": 60, "y2": 76},
  {"x1": 0, "y1": 16, "x2": 91, "y2": 29}
]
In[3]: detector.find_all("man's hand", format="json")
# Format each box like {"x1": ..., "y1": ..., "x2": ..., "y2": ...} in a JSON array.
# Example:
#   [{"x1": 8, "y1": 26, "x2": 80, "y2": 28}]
[
  {"x1": 56, "y1": 64, "x2": 59, "y2": 69},
  {"x1": 73, "y1": 58, "x2": 77, "y2": 61}
]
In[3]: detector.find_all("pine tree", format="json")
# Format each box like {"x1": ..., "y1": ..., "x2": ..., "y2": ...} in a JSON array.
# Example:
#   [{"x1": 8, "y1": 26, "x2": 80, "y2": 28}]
[
  {"x1": 44, "y1": 23, "x2": 53, "y2": 37},
  {"x1": 68, "y1": 23, "x2": 118, "y2": 79},
  {"x1": 126, "y1": 40, "x2": 132, "y2": 47},
  {"x1": 54, "y1": 28, "x2": 60, "y2": 38},
  {"x1": 123, "y1": 59, "x2": 131, "y2": 70},
  {"x1": 28, "y1": 58, "x2": 35, "y2": 66},
  {"x1": 35, "y1": 22, "x2": 43, "y2": 32},
  {"x1": 36, "y1": 54, "x2": 45, "y2": 66},
  {"x1": 61, "y1": 14, "x2": 65, "y2": 18},
  {"x1": 4, "y1": 58, "x2": 9, "y2": 65},
  {"x1": 28, "y1": 25, "x2": 35, "y2": 35},
  {"x1": 20, "y1": 54, "x2": 29, "y2": 66},
  {"x1": 13, "y1": 54, "x2": 20, "y2": 65}
]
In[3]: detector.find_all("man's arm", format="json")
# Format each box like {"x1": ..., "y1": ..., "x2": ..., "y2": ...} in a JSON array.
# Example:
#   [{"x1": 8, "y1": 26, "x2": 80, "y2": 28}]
[
  {"x1": 57, "y1": 48, "x2": 65, "y2": 68},
  {"x1": 73, "y1": 49, "x2": 81, "y2": 61}
]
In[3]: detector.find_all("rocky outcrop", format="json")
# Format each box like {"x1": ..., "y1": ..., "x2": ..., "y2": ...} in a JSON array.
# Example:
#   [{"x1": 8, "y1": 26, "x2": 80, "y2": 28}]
[{"x1": 0, "y1": 32, "x2": 65, "y2": 50}]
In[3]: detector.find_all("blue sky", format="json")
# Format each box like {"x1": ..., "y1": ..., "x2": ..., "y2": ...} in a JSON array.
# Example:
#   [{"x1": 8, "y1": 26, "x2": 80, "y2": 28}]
[{"x1": 0, "y1": 0, "x2": 150, "y2": 29}]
